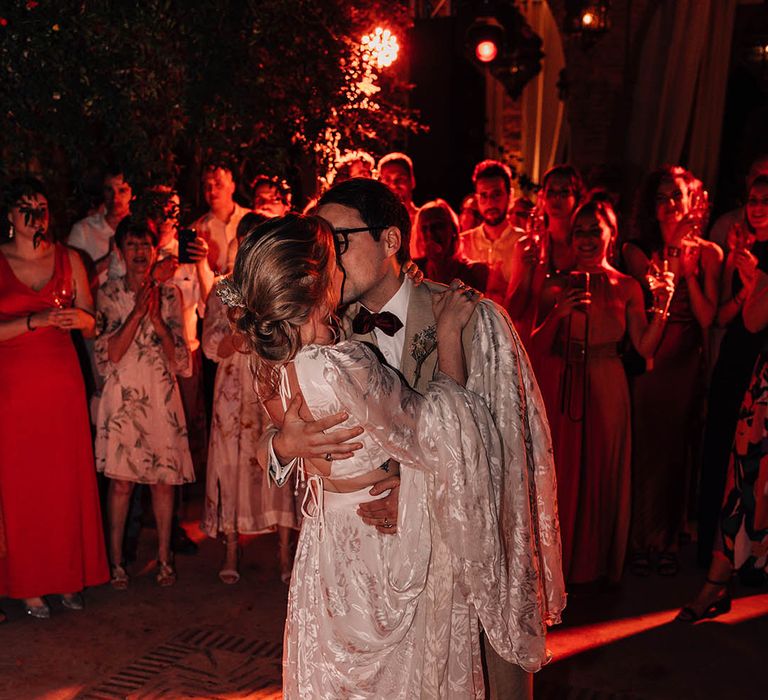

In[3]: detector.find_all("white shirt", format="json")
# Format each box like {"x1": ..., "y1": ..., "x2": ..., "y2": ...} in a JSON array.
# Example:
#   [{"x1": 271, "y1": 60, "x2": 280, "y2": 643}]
[
  {"x1": 192, "y1": 203, "x2": 250, "y2": 274},
  {"x1": 368, "y1": 277, "x2": 411, "y2": 370},
  {"x1": 68, "y1": 212, "x2": 115, "y2": 286},
  {"x1": 158, "y1": 239, "x2": 204, "y2": 353}
]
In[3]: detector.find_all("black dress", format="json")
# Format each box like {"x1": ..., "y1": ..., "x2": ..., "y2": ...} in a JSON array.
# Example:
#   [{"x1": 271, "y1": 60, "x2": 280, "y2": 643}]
[{"x1": 697, "y1": 241, "x2": 768, "y2": 565}]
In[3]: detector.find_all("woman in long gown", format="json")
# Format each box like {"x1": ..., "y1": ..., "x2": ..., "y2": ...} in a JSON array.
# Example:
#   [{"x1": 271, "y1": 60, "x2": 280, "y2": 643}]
[
  {"x1": 679, "y1": 206, "x2": 768, "y2": 618},
  {"x1": 531, "y1": 198, "x2": 673, "y2": 584},
  {"x1": 623, "y1": 165, "x2": 723, "y2": 576},
  {"x1": 219, "y1": 214, "x2": 526, "y2": 698},
  {"x1": 202, "y1": 224, "x2": 299, "y2": 584},
  {"x1": 697, "y1": 175, "x2": 768, "y2": 565},
  {"x1": 94, "y1": 217, "x2": 194, "y2": 588},
  {"x1": 0, "y1": 178, "x2": 108, "y2": 618}
]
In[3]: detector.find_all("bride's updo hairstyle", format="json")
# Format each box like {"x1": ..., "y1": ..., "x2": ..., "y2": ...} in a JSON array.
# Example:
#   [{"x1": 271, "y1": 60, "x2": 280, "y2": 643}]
[{"x1": 221, "y1": 214, "x2": 337, "y2": 390}]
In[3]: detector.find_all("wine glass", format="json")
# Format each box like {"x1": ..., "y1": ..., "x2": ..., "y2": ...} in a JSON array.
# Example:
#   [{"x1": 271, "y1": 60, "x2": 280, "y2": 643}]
[
  {"x1": 646, "y1": 260, "x2": 673, "y2": 315},
  {"x1": 53, "y1": 281, "x2": 76, "y2": 308},
  {"x1": 687, "y1": 185, "x2": 710, "y2": 240}
]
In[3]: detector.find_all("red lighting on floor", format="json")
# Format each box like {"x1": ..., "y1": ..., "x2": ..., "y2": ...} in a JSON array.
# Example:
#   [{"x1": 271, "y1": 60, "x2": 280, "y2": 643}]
[
  {"x1": 475, "y1": 40, "x2": 498, "y2": 63},
  {"x1": 547, "y1": 593, "x2": 768, "y2": 662}
]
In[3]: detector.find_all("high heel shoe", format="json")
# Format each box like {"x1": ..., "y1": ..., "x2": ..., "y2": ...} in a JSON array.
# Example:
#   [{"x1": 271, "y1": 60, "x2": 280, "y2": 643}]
[
  {"x1": 23, "y1": 599, "x2": 51, "y2": 620},
  {"x1": 676, "y1": 578, "x2": 732, "y2": 622}
]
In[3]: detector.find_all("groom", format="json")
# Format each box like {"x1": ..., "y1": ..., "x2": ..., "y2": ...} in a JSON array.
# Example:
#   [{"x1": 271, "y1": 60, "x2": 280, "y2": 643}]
[{"x1": 268, "y1": 178, "x2": 564, "y2": 699}]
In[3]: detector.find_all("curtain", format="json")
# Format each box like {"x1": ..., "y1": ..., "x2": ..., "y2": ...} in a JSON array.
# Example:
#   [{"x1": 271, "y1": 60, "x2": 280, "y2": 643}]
[{"x1": 626, "y1": 0, "x2": 737, "y2": 189}]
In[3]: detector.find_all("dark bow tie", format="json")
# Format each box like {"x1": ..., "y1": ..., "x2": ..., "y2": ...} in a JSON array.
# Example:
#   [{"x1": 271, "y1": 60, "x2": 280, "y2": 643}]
[{"x1": 352, "y1": 307, "x2": 403, "y2": 337}]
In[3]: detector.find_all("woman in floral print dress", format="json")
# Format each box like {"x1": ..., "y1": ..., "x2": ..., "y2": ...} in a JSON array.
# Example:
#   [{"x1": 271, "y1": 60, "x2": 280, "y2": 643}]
[{"x1": 94, "y1": 217, "x2": 194, "y2": 589}]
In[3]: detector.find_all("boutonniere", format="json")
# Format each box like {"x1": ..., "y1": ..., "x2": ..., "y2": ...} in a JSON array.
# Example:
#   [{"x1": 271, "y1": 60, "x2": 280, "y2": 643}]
[{"x1": 410, "y1": 324, "x2": 437, "y2": 385}]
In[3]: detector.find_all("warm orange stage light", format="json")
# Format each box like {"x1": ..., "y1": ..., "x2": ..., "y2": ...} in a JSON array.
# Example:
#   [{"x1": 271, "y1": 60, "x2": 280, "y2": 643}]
[{"x1": 475, "y1": 40, "x2": 498, "y2": 63}]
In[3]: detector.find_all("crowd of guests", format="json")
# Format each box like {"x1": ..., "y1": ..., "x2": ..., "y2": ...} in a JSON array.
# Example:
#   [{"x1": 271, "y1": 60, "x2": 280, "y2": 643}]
[{"x1": 1, "y1": 146, "x2": 767, "y2": 629}]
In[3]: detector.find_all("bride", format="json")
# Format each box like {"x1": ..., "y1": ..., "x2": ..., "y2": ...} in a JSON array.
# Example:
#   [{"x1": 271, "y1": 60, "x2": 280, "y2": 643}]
[{"x1": 218, "y1": 213, "x2": 507, "y2": 697}]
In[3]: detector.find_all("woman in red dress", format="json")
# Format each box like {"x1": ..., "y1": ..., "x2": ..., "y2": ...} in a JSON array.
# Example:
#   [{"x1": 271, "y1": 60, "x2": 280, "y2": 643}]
[
  {"x1": 0, "y1": 178, "x2": 108, "y2": 618},
  {"x1": 532, "y1": 198, "x2": 674, "y2": 584}
]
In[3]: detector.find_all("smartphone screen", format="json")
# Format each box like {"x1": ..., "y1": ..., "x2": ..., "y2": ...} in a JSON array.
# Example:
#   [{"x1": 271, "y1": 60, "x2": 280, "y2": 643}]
[{"x1": 178, "y1": 228, "x2": 196, "y2": 264}]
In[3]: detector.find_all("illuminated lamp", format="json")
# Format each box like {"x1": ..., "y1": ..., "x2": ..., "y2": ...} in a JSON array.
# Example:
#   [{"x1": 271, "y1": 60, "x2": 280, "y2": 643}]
[
  {"x1": 476, "y1": 39, "x2": 498, "y2": 63},
  {"x1": 565, "y1": 1, "x2": 611, "y2": 36},
  {"x1": 362, "y1": 26, "x2": 400, "y2": 70},
  {"x1": 466, "y1": 17, "x2": 505, "y2": 66}
]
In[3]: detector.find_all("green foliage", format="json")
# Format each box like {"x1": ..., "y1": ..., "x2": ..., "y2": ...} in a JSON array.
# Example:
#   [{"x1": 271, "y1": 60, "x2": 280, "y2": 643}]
[{"x1": 0, "y1": 0, "x2": 414, "y2": 217}]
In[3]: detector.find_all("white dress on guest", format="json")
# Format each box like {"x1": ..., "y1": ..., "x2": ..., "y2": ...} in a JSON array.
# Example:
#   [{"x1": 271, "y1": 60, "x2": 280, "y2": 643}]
[{"x1": 201, "y1": 290, "x2": 298, "y2": 535}]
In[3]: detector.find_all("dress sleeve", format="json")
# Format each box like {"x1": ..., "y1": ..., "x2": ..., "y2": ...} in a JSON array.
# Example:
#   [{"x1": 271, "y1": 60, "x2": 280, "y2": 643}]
[
  {"x1": 94, "y1": 283, "x2": 124, "y2": 376},
  {"x1": 201, "y1": 290, "x2": 232, "y2": 362},
  {"x1": 317, "y1": 342, "x2": 452, "y2": 471},
  {"x1": 160, "y1": 283, "x2": 192, "y2": 377}
]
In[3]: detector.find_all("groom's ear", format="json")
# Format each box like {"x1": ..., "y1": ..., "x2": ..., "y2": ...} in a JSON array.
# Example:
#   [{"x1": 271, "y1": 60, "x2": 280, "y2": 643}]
[{"x1": 382, "y1": 225, "x2": 402, "y2": 260}]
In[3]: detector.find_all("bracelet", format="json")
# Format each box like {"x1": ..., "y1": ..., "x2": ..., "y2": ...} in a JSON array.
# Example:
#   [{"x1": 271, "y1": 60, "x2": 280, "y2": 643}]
[
  {"x1": 666, "y1": 246, "x2": 681, "y2": 258},
  {"x1": 26, "y1": 314, "x2": 36, "y2": 331}
]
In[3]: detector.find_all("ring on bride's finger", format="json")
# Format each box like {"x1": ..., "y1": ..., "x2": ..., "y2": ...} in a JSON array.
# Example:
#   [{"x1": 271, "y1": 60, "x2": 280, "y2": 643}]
[
  {"x1": 383, "y1": 517, "x2": 390, "y2": 526},
  {"x1": 325, "y1": 453, "x2": 333, "y2": 462}
]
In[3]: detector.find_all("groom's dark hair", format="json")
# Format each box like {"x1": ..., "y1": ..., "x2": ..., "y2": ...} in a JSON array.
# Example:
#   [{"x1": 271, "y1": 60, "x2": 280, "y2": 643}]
[{"x1": 318, "y1": 178, "x2": 411, "y2": 265}]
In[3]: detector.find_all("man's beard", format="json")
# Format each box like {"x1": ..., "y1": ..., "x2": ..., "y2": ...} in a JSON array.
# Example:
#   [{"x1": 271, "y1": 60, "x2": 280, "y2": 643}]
[{"x1": 483, "y1": 210, "x2": 506, "y2": 227}]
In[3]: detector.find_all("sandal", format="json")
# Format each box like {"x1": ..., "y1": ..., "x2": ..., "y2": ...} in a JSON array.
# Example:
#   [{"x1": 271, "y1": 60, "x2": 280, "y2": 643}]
[
  {"x1": 218, "y1": 537, "x2": 241, "y2": 585},
  {"x1": 657, "y1": 552, "x2": 679, "y2": 577},
  {"x1": 110, "y1": 564, "x2": 129, "y2": 591},
  {"x1": 676, "y1": 578, "x2": 731, "y2": 622},
  {"x1": 629, "y1": 551, "x2": 652, "y2": 577},
  {"x1": 156, "y1": 560, "x2": 177, "y2": 587}
]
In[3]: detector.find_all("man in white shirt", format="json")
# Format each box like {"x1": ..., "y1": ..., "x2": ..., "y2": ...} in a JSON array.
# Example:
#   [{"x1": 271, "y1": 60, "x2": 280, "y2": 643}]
[
  {"x1": 458, "y1": 159, "x2": 523, "y2": 304},
  {"x1": 148, "y1": 187, "x2": 214, "y2": 478},
  {"x1": 191, "y1": 162, "x2": 250, "y2": 275},
  {"x1": 68, "y1": 168, "x2": 132, "y2": 286}
]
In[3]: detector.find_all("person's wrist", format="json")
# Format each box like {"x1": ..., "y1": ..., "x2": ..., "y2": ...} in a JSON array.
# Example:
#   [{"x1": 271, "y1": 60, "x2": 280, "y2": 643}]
[
  {"x1": 272, "y1": 430, "x2": 290, "y2": 462},
  {"x1": 436, "y1": 325, "x2": 462, "y2": 343}
]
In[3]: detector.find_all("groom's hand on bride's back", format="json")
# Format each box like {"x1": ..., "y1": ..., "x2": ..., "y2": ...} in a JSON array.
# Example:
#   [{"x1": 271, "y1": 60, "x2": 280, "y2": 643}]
[{"x1": 273, "y1": 394, "x2": 364, "y2": 462}]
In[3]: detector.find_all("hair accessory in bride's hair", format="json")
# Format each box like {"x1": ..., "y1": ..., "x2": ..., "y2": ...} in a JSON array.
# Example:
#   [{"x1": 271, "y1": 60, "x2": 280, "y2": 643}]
[{"x1": 215, "y1": 277, "x2": 246, "y2": 309}]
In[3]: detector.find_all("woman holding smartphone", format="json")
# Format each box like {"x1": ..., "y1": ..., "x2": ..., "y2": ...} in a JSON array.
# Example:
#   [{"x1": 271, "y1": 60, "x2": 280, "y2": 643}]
[{"x1": 532, "y1": 197, "x2": 673, "y2": 584}]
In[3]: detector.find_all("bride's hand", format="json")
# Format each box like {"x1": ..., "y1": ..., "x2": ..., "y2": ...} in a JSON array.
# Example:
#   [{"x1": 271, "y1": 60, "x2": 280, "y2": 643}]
[{"x1": 432, "y1": 279, "x2": 481, "y2": 337}]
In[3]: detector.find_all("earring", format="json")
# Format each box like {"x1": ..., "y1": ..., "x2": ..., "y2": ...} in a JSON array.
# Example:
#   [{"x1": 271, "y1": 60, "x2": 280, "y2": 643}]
[{"x1": 7, "y1": 224, "x2": 14, "y2": 239}]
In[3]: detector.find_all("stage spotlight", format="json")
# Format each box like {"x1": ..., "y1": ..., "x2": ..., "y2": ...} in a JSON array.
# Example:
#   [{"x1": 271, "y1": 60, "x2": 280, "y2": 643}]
[{"x1": 466, "y1": 17, "x2": 505, "y2": 66}]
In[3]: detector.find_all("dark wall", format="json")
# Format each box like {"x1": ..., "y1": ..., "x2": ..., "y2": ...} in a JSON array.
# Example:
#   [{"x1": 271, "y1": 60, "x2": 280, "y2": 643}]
[{"x1": 407, "y1": 17, "x2": 487, "y2": 212}]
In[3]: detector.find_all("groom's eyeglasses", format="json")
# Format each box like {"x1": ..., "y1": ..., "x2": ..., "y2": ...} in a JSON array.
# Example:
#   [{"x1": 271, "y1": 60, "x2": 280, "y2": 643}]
[{"x1": 332, "y1": 226, "x2": 386, "y2": 256}]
